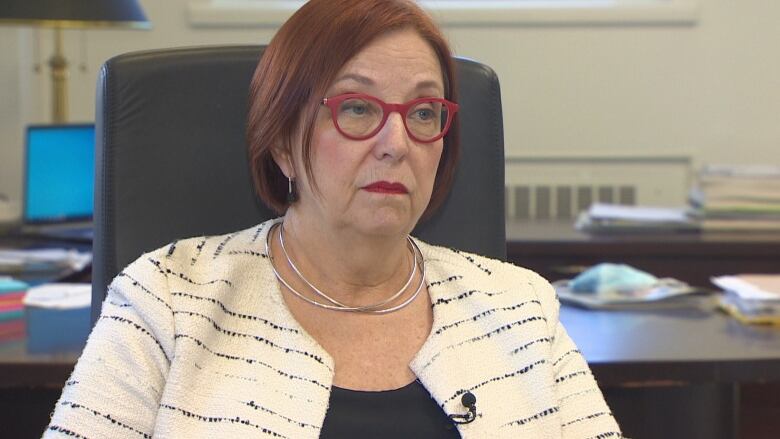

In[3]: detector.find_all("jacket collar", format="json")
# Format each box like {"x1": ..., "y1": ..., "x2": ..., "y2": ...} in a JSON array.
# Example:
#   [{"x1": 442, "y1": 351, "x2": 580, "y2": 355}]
[{"x1": 247, "y1": 220, "x2": 529, "y2": 437}]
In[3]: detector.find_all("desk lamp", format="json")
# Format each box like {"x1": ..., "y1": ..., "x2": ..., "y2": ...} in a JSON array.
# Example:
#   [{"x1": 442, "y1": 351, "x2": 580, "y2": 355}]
[{"x1": 0, "y1": 0, "x2": 151, "y2": 123}]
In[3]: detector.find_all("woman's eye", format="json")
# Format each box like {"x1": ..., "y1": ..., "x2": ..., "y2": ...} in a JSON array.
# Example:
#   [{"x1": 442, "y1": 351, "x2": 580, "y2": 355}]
[
  {"x1": 411, "y1": 108, "x2": 436, "y2": 122},
  {"x1": 341, "y1": 101, "x2": 370, "y2": 116}
]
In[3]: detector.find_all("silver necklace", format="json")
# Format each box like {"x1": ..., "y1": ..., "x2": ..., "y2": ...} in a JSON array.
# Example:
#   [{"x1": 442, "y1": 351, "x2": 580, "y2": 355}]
[
  {"x1": 279, "y1": 223, "x2": 417, "y2": 310},
  {"x1": 266, "y1": 223, "x2": 426, "y2": 314}
]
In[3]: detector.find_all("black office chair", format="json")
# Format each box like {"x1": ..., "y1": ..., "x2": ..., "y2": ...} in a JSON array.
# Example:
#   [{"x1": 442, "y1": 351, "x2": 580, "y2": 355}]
[{"x1": 92, "y1": 46, "x2": 504, "y2": 323}]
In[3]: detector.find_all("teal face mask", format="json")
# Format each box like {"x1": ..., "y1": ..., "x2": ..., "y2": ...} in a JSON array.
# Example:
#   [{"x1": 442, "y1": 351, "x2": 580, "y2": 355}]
[{"x1": 569, "y1": 263, "x2": 658, "y2": 294}]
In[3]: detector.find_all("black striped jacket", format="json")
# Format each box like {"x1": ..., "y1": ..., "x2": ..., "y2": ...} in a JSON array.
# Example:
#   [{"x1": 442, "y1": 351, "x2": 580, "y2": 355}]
[{"x1": 45, "y1": 218, "x2": 621, "y2": 438}]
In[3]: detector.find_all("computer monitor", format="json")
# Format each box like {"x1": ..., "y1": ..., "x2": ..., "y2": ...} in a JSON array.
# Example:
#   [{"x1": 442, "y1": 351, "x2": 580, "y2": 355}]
[{"x1": 23, "y1": 124, "x2": 95, "y2": 225}]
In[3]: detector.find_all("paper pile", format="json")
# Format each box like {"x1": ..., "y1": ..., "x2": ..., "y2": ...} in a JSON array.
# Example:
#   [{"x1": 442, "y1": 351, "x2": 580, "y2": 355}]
[
  {"x1": 712, "y1": 275, "x2": 780, "y2": 325},
  {"x1": 575, "y1": 203, "x2": 698, "y2": 234},
  {"x1": 691, "y1": 165, "x2": 780, "y2": 232},
  {"x1": 0, "y1": 248, "x2": 91, "y2": 281},
  {"x1": 23, "y1": 283, "x2": 92, "y2": 309}
]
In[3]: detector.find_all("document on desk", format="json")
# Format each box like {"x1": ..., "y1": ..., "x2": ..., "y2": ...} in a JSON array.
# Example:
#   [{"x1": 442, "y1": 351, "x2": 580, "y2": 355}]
[
  {"x1": 588, "y1": 203, "x2": 691, "y2": 223},
  {"x1": 23, "y1": 283, "x2": 91, "y2": 309},
  {"x1": 0, "y1": 248, "x2": 91, "y2": 274},
  {"x1": 712, "y1": 275, "x2": 780, "y2": 301},
  {"x1": 712, "y1": 274, "x2": 780, "y2": 325},
  {"x1": 576, "y1": 203, "x2": 697, "y2": 233}
]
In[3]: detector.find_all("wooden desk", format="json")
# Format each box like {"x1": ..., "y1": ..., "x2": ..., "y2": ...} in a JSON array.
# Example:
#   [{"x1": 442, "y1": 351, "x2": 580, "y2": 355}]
[
  {"x1": 505, "y1": 222, "x2": 780, "y2": 385},
  {"x1": 0, "y1": 336, "x2": 81, "y2": 438},
  {"x1": 507, "y1": 220, "x2": 780, "y2": 287},
  {"x1": 561, "y1": 305, "x2": 780, "y2": 439},
  {"x1": 506, "y1": 221, "x2": 780, "y2": 439},
  {"x1": 0, "y1": 236, "x2": 91, "y2": 380},
  {"x1": 0, "y1": 341, "x2": 80, "y2": 390},
  {"x1": 0, "y1": 235, "x2": 91, "y2": 437},
  {"x1": 561, "y1": 305, "x2": 780, "y2": 386}
]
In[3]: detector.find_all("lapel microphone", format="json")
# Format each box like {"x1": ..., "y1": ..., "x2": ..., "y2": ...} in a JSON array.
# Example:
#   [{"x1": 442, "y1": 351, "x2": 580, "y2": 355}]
[{"x1": 448, "y1": 391, "x2": 477, "y2": 424}]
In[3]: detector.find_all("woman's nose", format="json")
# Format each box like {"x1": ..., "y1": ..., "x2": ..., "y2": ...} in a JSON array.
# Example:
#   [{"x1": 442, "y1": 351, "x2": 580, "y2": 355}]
[{"x1": 373, "y1": 112, "x2": 411, "y2": 160}]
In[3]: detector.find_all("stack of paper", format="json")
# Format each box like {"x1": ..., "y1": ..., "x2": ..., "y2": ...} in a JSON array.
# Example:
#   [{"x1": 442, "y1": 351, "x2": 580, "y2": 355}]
[
  {"x1": 0, "y1": 277, "x2": 28, "y2": 342},
  {"x1": 575, "y1": 203, "x2": 698, "y2": 234},
  {"x1": 23, "y1": 283, "x2": 92, "y2": 309},
  {"x1": 0, "y1": 248, "x2": 91, "y2": 281},
  {"x1": 691, "y1": 165, "x2": 780, "y2": 231},
  {"x1": 712, "y1": 275, "x2": 780, "y2": 325}
]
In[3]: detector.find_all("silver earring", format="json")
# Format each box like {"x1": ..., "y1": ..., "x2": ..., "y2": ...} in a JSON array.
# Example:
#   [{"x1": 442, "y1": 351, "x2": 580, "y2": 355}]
[{"x1": 287, "y1": 177, "x2": 298, "y2": 203}]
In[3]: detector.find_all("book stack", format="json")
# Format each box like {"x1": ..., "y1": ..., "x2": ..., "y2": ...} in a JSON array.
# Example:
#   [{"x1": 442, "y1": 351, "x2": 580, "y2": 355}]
[
  {"x1": 575, "y1": 203, "x2": 697, "y2": 234},
  {"x1": 0, "y1": 248, "x2": 92, "y2": 283},
  {"x1": 690, "y1": 165, "x2": 780, "y2": 232},
  {"x1": 712, "y1": 275, "x2": 780, "y2": 325},
  {"x1": 0, "y1": 278, "x2": 28, "y2": 342}
]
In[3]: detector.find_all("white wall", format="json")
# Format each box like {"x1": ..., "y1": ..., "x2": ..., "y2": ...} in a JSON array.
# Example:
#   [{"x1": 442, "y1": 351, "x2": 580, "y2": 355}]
[
  {"x1": 0, "y1": 28, "x2": 22, "y2": 220},
  {"x1": 1, "y1": 0, "x2": 778, "y2": 216}
]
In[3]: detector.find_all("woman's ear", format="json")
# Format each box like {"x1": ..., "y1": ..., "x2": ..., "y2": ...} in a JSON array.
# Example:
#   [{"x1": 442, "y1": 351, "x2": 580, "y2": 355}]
[{"x1": 270, "y1": 146, "x2": 295, "y2": 179}]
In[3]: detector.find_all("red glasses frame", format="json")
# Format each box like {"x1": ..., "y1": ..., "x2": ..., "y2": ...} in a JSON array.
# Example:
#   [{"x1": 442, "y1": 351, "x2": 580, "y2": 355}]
[{"x1": 321, "y1": 93, "x2": 459, "y2": 143}]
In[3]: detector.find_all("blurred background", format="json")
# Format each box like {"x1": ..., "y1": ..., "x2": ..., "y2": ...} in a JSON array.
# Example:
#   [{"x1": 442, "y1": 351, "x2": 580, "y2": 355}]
[
  {"x1": 1, "y1": 0, "x2": 778, "y2": 222},
  {"x1": 1, "y1": 1, "x2": 779, "y2": 438}
]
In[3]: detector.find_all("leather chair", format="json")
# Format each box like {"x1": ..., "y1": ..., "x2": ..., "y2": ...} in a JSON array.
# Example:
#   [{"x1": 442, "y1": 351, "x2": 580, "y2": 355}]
[{"x1": 92, "y1": 46, "x2": 504, "y2": 322}]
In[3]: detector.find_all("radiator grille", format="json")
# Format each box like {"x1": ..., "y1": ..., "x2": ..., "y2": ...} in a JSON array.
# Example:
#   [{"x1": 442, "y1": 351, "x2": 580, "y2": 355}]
[
  {"x1": 506, "y1": 185, "x2": 636, "y2": 220},
  {"x1": 503, "y1": 154, "x2": 691, "y2": 221}
]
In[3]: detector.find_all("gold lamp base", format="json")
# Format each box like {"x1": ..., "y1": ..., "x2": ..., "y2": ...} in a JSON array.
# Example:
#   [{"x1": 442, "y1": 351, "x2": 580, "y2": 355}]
[{"x1": 49, "y1": 27, "x2": 68, "y2": 123}]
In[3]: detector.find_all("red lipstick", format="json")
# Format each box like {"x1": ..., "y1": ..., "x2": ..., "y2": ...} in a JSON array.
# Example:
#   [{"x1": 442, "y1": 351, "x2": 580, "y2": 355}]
[{"x1": 362, "y1": 181, "x2": 408, "y2": 194}]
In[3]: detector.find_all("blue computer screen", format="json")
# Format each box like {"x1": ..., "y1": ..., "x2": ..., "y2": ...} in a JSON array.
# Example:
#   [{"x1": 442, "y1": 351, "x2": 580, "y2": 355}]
[{"x1": 24, "y1": 125, "x2": 95, "y2": 223}]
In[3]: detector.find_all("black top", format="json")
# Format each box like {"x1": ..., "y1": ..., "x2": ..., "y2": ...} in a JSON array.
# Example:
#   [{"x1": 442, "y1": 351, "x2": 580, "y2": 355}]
[{"x1": 319, "y1": 379, "x2": 462, "y2": 438}]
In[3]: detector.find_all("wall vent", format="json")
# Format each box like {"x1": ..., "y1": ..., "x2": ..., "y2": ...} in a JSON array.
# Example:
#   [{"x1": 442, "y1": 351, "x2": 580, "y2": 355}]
[
  {"x1": 503, "y1": 154, "x2": 691, "y2": 221},
  {"x1": 506, "y1": 184, "x2": 636, "y2": 220}
]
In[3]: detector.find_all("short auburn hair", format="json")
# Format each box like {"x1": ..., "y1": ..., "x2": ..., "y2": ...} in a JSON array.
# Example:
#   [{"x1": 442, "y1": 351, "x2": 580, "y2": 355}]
[{"x1": 246, "y1": 0, "x2": 459, "y2": 218}]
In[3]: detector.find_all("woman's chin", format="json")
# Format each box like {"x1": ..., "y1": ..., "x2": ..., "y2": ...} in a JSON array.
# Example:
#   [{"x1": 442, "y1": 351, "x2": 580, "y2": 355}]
[{"x1": 354, "y1": 208, "x2": 417, "y2": 238}]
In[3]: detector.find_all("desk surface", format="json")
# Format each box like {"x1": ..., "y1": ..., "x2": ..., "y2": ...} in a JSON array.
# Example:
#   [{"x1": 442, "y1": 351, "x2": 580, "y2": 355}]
[
  {"x1": 507, "y1": 219, "x2": 780, "y2": 243},
  {"x1": 561, "y1": 303, "x2": 780, "y2": 386},
  {"x1": 506, "y1": 220, "x2": 780, "y2": 287},
  {"x1": 0, "y1": 339, "x2": 80, "y2": 388},
  {"x1": 0, "y1": 235, "x2": 91, "y2": 389}
]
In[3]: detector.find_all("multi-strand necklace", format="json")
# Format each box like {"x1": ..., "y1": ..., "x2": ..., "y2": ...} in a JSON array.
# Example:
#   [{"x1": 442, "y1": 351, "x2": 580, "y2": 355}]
[{"x1": 266, "y1": 223, "x2": 426, "y2": 314}]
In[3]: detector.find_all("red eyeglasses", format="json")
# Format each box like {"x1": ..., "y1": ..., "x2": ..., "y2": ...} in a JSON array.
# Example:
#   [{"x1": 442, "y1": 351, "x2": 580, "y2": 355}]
[{"x1": 321, "y1": 93, "x2": 459, "y2": 143}]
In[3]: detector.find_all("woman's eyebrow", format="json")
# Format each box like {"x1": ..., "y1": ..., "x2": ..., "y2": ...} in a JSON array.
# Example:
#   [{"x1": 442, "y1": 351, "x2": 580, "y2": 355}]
[
  {"x1": 333, "y1": 73, "x2": 375, "y2": 86},
  {"x1": 415, "y1": 80, "x2": 443, "y2": 93},
  {"x1": 333, "y1": 74, "x2": 443, "y2": 93}
]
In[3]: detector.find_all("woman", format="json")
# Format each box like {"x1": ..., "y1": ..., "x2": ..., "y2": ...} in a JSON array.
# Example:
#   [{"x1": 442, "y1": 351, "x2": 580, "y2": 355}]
[{"x1": 45, "y1": 0, "x2": 621, "y2": 437}]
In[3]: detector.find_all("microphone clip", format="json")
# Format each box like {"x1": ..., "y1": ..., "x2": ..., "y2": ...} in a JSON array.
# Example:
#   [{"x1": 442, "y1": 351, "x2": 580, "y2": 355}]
[{"x1": 448, "y1": 391, "x2": 477, "y2": 425}]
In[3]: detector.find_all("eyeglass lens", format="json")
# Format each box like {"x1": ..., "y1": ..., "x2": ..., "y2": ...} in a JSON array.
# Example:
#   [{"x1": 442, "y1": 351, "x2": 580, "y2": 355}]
[{"x1": 336, "y1": 97, "x2": 448, "y2": 141}]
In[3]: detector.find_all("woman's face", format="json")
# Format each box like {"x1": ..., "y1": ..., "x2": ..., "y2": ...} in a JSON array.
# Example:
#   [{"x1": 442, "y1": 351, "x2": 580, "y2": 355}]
[{"x1": 285, "y1": 29, "x2": 445, "y2": 238}]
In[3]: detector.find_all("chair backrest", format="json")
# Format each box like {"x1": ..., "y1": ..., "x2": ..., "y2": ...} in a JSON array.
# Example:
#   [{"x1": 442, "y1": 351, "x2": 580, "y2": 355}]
[{"x1": 92, "y1": 45, "x2": 504, "y2": 322}]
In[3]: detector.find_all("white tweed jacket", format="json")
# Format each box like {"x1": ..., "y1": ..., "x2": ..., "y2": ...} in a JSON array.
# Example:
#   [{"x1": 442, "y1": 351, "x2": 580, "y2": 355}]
[{"x1": 45, "y1": 218, "x2": 621, "y2": 438}]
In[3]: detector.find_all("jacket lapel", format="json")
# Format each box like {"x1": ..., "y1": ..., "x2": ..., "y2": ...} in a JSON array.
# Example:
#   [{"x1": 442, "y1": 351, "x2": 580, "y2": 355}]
[{"x1": 411, "y1": 241, "x2": 561, "y2": 438}]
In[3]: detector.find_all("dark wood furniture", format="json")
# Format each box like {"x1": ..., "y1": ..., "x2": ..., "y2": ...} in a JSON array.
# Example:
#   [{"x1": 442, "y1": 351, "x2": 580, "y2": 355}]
[
  {"x1": 562, "y1": 306, "x2": 780, "y2": 439},
  {"x1": 507, "y1": 220, "x2": 780, "y2": 287},
  {"x1": 506, "y1": 221, "x2": 780, "y2": 439},
  {"x1": 0, "y1": 235, "x2": 90, "y2": 438},
  {"x1": 0, "y1": 340, "x2": 80, "y2": 389},
  {"x1": 0, "y1": 338, "x2": 82, "y2": 438}
]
